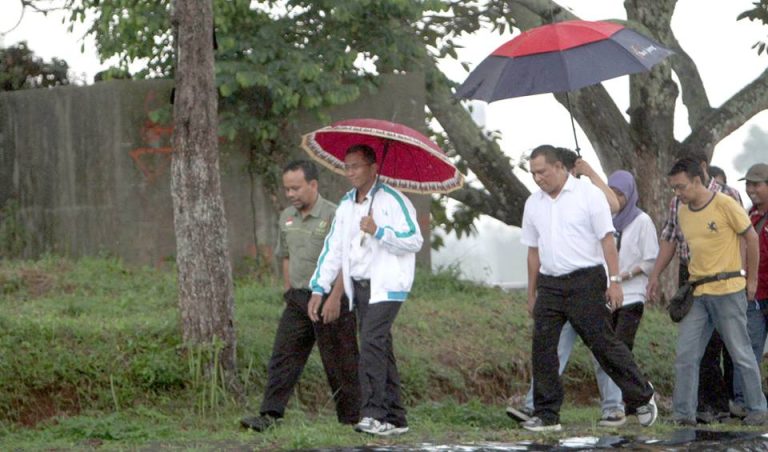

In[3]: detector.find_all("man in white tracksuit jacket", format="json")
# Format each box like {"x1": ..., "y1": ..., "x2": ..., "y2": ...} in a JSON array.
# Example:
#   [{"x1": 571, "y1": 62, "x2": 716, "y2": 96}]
[{"x1": 308, "y1": 144, "x2": 423, "y2": 436}]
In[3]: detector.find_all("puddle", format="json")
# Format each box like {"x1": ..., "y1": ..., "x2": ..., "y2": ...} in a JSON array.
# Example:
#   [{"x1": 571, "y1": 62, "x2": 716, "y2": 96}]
[{"x1": 302, "y1": 429, "x2": 768, "y2": 451}]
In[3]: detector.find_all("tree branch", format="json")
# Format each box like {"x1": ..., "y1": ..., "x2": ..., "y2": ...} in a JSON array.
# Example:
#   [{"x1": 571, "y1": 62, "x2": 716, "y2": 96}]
[
  {"x1": 682, "y1": 67, "x2": 768, "y2": 154},
  {"x1": 20, "y1": 0, "x2": 68, "y2": 14},
  {"x1": 447, "y1": 185, "x2": 520, "y2": 225},
  {"x1": 507, "y1": 0, "x2": 575, "y2": 25},
  {"x1": 554, "y1": 87, "x2": 634, "y2": 172},
  {"x1": 666, "y1": 38, "x2": 712, "y2": 128},
  {"x1": 423, "y1": 56, "x2": 530, "y2": 226},
  {"x1": 625, "y1": 0, "x2": 713, "y2": 130}
]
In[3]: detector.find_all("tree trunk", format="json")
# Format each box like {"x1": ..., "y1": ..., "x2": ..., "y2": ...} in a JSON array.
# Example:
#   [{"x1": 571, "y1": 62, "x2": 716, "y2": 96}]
[{"x1": 171, "y1": 0, "x2": 240, "y2": 392}]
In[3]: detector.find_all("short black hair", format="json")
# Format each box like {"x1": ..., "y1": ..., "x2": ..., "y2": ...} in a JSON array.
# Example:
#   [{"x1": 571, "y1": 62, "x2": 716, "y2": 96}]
[
  {"x1": 530, "y1": 144, "x2": 562, "y2": 165},
  {"x1": 345, "y1": 144, "x2": 377, "y2": 164},
  {"x1": 686, "y1": 151, "x2": 709, "y2": 166},
  {"x1": 283, "y1": 160, "x2": 319, "y2": 182},
  {"x1": 708, "y1": 165, "x2": 726, "y2": 183},
  {"x1": 556, "y1": 147, "x2": 578, "y2": 171},
  {"x1": 668, "y1": 157, "x2": 705, "y2": 181}
]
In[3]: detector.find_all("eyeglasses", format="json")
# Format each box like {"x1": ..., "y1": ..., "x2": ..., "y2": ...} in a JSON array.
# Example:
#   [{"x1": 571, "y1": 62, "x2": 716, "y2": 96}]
[
  {"x1": 671, "y1": 183, "x2": 689, "y2": 193},
  {"x1": 344, "y1": 163, "x2": 371, "y2": 172}
]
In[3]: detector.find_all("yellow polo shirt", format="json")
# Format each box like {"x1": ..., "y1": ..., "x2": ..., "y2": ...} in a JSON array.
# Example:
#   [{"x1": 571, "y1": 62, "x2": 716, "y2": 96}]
[{"x1": 679, "y1": 192, "x2": 750, "y2": 296}]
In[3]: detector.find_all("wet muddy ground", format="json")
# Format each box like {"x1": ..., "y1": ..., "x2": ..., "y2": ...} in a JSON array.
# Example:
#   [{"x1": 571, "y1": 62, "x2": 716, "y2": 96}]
[{"x1": 302, "y1": 429, "x2": 768, "y2": 451}]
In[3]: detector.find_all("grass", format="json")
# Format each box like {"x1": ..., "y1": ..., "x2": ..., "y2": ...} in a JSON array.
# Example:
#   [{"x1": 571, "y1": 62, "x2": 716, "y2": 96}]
[{"x1": 0, "y1": 256, "x2": 763, "y2": 450}]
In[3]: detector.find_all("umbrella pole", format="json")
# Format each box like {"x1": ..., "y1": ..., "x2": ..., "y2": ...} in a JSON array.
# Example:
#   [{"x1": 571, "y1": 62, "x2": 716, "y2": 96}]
[
  {"x1": 360, "y1": 141, "x2": 390, "y2": 245},
  {"x1": 566, "y1": 92, "x2": 581, "y2": 156}
]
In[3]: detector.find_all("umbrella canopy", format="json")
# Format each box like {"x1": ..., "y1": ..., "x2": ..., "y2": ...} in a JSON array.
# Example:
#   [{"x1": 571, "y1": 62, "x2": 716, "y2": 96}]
[
  {"x1": 456, "y1": 20, "x2": 675, "y2": 102},
  {"x1": 300, "y1": 118, "x2": 464, "y2": 194}
]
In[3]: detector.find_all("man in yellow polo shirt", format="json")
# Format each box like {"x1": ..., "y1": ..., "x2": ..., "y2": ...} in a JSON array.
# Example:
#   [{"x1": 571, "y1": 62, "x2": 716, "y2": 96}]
[{"x1": 667, "y1": 157, "x2": 766, "y2": 426}]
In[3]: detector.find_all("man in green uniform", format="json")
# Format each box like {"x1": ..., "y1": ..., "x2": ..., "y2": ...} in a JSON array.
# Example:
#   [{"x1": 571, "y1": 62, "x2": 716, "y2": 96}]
[{"x1": 241, "y1": 160, "x2": 360, "y2": 431}]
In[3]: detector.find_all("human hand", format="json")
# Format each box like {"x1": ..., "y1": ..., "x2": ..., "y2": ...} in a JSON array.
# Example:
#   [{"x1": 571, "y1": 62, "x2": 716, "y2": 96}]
[
  {"x1": 606, "y1": 283, "x2": 624, "y2": 310},
  {"x1": 360, "y1": 215, "x2": 377, "y2": 235},
  {"x1": 527, "y1": 293, "x2": 536, "y2": 318},
  {"x1": 747, "y1": 279, "x2": 757, "y2": 301},
  {"x1": 322, "y1": 295, "x2": 341, "y2": 324},
  {"x1": 573, "y1": 158, "x2": 597, "y2": 179},
  {"x1": 308, "y1": 293, "x2": 323, "y2": 322},
  {"x1": 646, "y1": 275, "x2": 659, "y2": 302}
]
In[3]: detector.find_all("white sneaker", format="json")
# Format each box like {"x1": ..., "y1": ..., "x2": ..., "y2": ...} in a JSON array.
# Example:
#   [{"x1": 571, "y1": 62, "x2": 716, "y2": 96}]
[
  {"x1": 637, "y1": 386, "x2": 658, "y2": 427},
  {"x1": 598, "y1": 410, "x2": 627, "y2": 427},
  {"x1": 521, "y1": 416, "x2": 563, "y2": 432},
  {"x1": 358, "y1": 418, "x2": 409, "y2": 436},
  {"x1": 354, "y1": 417, "x2": 376, "y2": 432},
  {"x1": 506, "y1": 405, "x2": 534, "y2": 423}
]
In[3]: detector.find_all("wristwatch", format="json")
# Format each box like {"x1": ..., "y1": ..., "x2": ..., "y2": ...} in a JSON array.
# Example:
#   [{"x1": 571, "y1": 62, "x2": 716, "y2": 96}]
[{"x1": 609, "y1": 275, "x2": 622, "y2": 283}]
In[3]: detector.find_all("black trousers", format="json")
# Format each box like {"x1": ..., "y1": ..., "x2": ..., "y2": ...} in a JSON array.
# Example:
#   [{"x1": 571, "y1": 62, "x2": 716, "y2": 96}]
[
  {"x1": 260, "y1": 288, "x2": 360, "y2": 423},
  {"x1": 353, "y1": 279, "x2": 407, "y2": 427},
  {"x1": 532, "y1": 266, "x2": 654, "y2": 423},
  {"x1": 611, "y1": 302, "x2": 644, "y2": 351},
  {"x1": 680, "y1": 264, "x2": 734, "y2": 413}
]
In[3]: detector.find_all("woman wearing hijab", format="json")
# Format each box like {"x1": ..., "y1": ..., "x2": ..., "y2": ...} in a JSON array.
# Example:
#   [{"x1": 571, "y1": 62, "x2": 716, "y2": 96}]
[{"x1": 592, "y1": 170, "x2": 659, "y2": 426}]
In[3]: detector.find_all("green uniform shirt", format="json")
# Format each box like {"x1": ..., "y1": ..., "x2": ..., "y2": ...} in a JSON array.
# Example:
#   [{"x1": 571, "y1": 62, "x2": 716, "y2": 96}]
[{"x1": 275, "y1": 195, "x2": 336, "y2": 289}]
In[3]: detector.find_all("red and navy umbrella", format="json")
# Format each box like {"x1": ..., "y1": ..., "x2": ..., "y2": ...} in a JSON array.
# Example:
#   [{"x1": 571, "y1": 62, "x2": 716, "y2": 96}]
[
  {"x1": 300, "y1": 118, "x2": 464, "y2": 194},
  {"x1": 455, "y1": 20, "x2": 674, "y2": 151}
]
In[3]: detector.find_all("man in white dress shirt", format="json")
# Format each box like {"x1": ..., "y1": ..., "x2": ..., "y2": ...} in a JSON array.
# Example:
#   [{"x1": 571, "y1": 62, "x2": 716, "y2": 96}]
[{"x1": 519, "y1": 145, "x2": 658, "y2": 432}]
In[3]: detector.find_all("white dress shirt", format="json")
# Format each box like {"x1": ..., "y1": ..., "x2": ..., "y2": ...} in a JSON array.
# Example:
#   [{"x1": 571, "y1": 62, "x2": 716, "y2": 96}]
[
  {"x1": 520, "y1": 175, "x2": 615, "y2": 276},
  {"x1": 349, "y1": 189, "x2": 374, "y2": 280}
]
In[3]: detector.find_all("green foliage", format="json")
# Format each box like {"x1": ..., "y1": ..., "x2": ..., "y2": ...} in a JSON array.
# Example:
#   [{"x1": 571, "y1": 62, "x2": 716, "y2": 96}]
[
  {"x1": 430, "y1": 196, "x2": 480, "y2": 250},
  {"x1": 187, "y1": 340, "x2": 233, "y2": 418},
  {"x1": 46, "y1": 0, "x2": 516, "y2": 232},
  {"x1": 0, "y1": 41, "x2": 69, "y2": 91},
  {"x1": 93, "y1": 66, "x2": 132, "y2": 82},
  {"x1": 67, "y1": 0, "x2": 173, "y2": 79},
  {"x1": 0, "y1": 257, "x2": 688, "y2": 448},
  {"x1": 0, "y1": 257, "x2": 183, "y2": 425},
  {"x1": 738, "y1": 0, "x2": 768, "y2": 55}
]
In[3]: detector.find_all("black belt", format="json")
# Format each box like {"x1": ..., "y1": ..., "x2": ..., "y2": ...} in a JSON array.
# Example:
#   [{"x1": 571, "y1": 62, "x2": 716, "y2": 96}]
[
  {"x1": 539, "y1": 265, "x2": 603, "y2": 281},
  {"x1": 353, "y1": 279, "x2": 370, "y2": 289}
]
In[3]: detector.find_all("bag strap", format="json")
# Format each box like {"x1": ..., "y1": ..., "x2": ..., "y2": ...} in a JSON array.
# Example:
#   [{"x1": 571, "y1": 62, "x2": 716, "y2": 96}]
[
  {"x1": 690, "y1": 270, "x2": 745, "y2": 288},
  {"x1": 755, "y1": 211, "x2": 768, "y2": 238}
]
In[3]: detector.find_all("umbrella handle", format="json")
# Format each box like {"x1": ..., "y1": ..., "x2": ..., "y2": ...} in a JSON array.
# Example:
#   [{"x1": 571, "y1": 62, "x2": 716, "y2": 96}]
[
  {"x1": 360, "y1": 141, "x2": 390, "y2": 246},
  {"x1": 359, "y1": 173, "x2": 382, "y2": 246},
  {"x1": 566, "y1": 93, "x2": 581, "y2": 156}
]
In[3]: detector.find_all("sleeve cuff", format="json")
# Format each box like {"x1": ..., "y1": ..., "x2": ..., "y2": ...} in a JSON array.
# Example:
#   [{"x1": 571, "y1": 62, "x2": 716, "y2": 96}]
[{"x1": 374, "y1": 227, "x2": 385, "y2": 240}]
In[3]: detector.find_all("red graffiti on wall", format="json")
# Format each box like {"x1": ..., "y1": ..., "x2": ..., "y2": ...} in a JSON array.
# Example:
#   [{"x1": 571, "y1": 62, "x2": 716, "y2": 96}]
[{"x1": 129, "y1": 90, "x2": 173, "y2": 184}]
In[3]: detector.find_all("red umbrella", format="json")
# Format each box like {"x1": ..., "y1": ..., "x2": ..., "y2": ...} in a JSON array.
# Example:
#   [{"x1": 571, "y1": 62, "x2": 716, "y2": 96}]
[
  {"x1": 455, "y1": 20, "x2": 674, "y2": 153},
  {"x1": 300, "y1": 118, "x2": 464, "y2": 194}
]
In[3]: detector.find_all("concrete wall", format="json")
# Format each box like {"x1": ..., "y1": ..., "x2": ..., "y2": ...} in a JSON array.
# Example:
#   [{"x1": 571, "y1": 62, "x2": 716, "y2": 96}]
[{"x1": 0, "y1": 74, "x2": 430, "y2": 267}]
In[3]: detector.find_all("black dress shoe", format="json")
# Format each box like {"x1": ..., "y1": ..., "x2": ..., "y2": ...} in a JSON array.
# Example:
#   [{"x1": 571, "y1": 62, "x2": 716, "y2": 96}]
[
  {"x1": 241, "y1": 414, "x2": 279, "y2": 432},
  {"x1": 696, "y1": 411, "x2": 716, "y2": 424}
]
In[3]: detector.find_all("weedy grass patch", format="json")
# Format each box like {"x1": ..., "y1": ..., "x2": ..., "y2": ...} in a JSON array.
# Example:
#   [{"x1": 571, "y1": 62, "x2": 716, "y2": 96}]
[{"x1": 0, "y1": 257, "x2": 698, "y2": 450}]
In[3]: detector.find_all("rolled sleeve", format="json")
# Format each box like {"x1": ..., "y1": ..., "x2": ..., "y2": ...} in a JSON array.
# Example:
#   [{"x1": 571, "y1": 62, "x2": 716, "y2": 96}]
[{"x1": 520, "y1": 200, "x2": 539, "y2": 247}]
